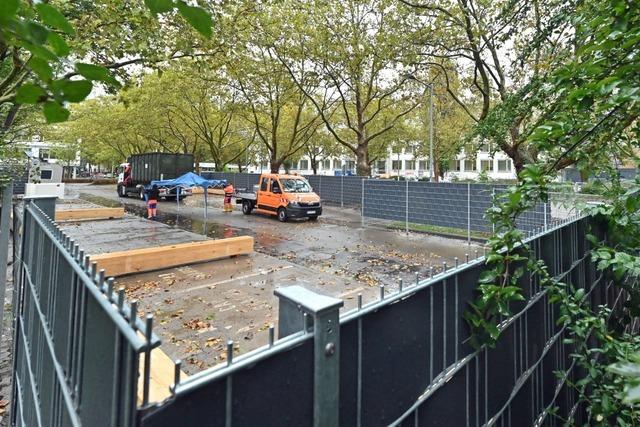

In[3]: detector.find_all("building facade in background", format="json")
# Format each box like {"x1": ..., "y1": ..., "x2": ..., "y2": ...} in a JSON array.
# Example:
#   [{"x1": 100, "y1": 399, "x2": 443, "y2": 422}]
[{"x1": 282, "y1": 145, "x2": 517, "y2": 180}]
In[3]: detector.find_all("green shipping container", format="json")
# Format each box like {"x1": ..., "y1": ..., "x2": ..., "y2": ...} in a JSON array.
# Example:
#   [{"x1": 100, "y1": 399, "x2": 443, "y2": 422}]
[{"x1": 128, "y1": 153, "x2": 194, "y2": 184}]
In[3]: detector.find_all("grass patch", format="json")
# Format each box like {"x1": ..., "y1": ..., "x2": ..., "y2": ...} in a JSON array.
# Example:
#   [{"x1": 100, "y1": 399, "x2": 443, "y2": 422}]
[{"x1": 387, "y1": 221, "x2": 490, "y2": 240}]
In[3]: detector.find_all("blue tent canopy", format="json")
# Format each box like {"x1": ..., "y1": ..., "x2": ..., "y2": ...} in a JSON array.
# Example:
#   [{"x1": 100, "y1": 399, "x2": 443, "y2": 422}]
[{"x1": 150, "y1": 172, "x2": 226, "y2": 189}]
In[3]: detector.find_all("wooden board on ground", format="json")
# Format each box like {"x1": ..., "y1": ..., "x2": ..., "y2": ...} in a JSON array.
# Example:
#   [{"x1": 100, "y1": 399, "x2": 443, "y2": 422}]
[
  {"x1": 91, "y1": 236, "x2": 254, "y2": 277},
  {"x1": 55, "y1": 207, "x2": 125, "y2": 222},
  {"x1": 138, "y1": 347, "x2": 188, "y2": 404}
]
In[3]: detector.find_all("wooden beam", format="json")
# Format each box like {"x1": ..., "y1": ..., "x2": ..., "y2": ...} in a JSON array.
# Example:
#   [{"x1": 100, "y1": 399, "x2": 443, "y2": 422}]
[
  {"x1": 190, "y1": 187, "x2": 225, "y2": 195},
  {"x1": 138, "y1": 347, "x2": 188, "y2": 404},
  {"x1": 91, "y1": 236, "x2": 254, "y2": 277},
  {"x1": 55, "y1": 207, "x2": 125, "y2": 222}
]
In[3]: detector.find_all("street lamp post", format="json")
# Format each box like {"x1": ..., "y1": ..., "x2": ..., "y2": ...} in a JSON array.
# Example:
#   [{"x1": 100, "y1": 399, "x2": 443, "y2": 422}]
[{"x1": 404, "y1": 74, "x2": 434, "y2": 182}]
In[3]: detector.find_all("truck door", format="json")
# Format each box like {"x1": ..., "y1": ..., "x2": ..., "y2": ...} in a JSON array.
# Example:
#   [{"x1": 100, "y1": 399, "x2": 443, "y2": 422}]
[{"x1": 257, "y1": 177, "x2": 277, "y2": 213}]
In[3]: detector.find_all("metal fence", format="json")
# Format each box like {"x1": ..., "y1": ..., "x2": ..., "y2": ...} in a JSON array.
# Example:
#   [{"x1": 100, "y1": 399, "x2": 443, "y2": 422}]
[
  {"x1": 203, "y1": 173, "x2": 554, "y2": 240},
  {"x1": 10, "y1": 197, "x2": 161, "y2": 427},
  {"x1": 0, "y1": 182, "x2": 12, "y2": 344},
  {"x1": 137, "y1": 214, "x2": 631, "y2": 426},
  {"x1": 0, "y1": 162, "x2": 28, "y2": 195},
  {"x1": 9, "y1": 192, "x2": 621, "y2": 426},
  {"x1": 361, "y1": 180, "x2": 552, "y2": 238}
]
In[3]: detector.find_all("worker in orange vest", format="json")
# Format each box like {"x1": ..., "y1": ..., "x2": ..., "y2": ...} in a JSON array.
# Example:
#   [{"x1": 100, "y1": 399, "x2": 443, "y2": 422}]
[{"x1": 223, "y1": 182, "x2": 234, "y2": 212}]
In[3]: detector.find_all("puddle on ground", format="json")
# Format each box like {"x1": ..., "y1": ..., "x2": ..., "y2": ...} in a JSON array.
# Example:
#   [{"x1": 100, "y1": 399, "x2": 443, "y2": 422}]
[{"x1": 80, "y1": 192, "x2": 252, "y2": 240}]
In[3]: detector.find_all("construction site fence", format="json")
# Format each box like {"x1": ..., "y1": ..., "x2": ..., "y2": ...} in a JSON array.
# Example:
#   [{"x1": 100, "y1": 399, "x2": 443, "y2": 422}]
[
  {"x1": 8, "y1": 194, "x2": 621, "y2": 426},
  {"x1": 10, "y1": 197, "x2": 161, "y2": 427},
  {"x1": 137, "y1": 214, "x2": 634, "y2": 426},
  {"x1": 203, "y1": 172, "x2": 601, "y2": 239},
  {"x1": 0, "y1": 182, "x2": 12, "y2": 346}
]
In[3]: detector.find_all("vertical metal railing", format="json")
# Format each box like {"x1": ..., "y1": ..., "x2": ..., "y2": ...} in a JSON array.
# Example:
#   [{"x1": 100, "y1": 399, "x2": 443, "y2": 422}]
[
  {"x1": 137, "y1": 215, "x2": 623, "y2": 427},
  {"x1": 11, "y1": 197, "x2": 161, "y2": 427},
  {"x1": 0, "y1": 181, "x2": 12, "y2": 345}
]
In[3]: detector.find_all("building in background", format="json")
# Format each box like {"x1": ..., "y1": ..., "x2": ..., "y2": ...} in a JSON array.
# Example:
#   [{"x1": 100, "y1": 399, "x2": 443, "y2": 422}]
[
  {"x1": 16, "y1": 136, "x2": 83, "y2": 178},
  {"x1": 283, "y1": 145, "x2": 517, "y2": 181}
]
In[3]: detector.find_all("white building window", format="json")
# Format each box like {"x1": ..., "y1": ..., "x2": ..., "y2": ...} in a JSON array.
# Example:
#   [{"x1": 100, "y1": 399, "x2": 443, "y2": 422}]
[
  {"x1": 418, "y1": 160, "x2": 428, "y2": 170},
  {"x1": 322, "y1": 159, "x2": 331, "y2": 170},
  {"x1": 392, "y1": 160, "x2": 401, "y2": 171},
  {"x1": 480, "y1": 159, "x2": 494, "y2": 171},
  {"x1": 299, "y1": 159, "x2": 309, "y2": 170},
  {"x1": 498, "y1": 159, "x2": 512, "y2": 172},
  {"x1": 464, "y1": 159, "x2": 477, "y2": 171},
  {"x1": 345, "y1": 160, "x2": 355, "y2": 171},
  {"x1": 405, "y1": 160, "x2": 415, "y2": 170},
  {"x1": 376, "y1": 160, "x2": 386, "y2": 173}
]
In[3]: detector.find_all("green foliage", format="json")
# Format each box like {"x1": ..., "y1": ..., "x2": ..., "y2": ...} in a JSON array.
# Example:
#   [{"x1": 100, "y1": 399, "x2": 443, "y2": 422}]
[
  {"x1": 464, "y1": 0, "x2": 640, "y2": 421},
  {"x1": 175, "y1": 1, "x2": 212, "y2": 38},
  {"x1": 0, "y1": 0, "x2": 213, "y2": 140}
]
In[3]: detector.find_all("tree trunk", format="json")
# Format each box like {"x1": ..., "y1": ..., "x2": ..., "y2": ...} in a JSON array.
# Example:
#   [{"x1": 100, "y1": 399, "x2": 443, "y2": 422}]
[
  {"x1": 270, "y1": 158, "x2": 281, "y2": 173},
  {"x1": 503, "y1": 144, "x2": 526, "y2": 175},
  {"x1": 311, "y1": 157, "x2": 318, "y2": 175},
  {"x1": 355, "y1": 144, "x2": 370, "y2": 176}
]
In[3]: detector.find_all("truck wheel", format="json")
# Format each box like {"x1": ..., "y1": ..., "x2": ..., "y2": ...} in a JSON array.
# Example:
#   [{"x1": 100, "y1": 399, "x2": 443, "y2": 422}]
[
  {"x1": 277, "y1": 207, "x2": 288, "y2": 222},
  {"x1": 117, "y1": 185, "x2": 127, "y2": 198},
  {"x1": 139, "y1": 188, "x2": 145, "y2": 200},
  {"x1": 308, "y1": 215, "x2": 318, "y2": 221},
  {"x1": 242, "y1": 200, "x2": 253, "y2": 215}
]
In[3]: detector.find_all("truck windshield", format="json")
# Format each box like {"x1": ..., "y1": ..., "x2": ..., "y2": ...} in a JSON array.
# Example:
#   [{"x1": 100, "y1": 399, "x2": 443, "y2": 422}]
[{"x1": 280, "y1": 178, "x2": 311, "y2": 193}]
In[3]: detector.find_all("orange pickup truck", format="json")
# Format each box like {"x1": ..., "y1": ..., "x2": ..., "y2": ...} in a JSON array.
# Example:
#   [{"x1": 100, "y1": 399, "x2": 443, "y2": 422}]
[{"x1": 235, "y1": 173, "x2": 322, "y2": 222}]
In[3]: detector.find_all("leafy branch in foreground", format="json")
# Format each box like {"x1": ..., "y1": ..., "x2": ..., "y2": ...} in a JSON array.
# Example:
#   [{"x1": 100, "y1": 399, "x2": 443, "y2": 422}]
[
  {"x1": 464, "y1": 0, "x2": 640, "y2": 421},
  {"x1": 0, "y1": 0, "x2": 212, "y2": 128}
]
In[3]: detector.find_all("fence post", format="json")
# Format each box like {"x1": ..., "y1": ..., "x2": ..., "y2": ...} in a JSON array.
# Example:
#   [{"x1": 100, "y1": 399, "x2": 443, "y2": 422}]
[
  {"x1": 491, "y1": 186, "x2": 496, "y2": 235},
  {"x1": 341, "y1": 175, "x2": 344, "y2": 207},
  {"x1": 405, "y1": 179, "x2": 409, "y2": 234},
  {"x1": 361, "y1": 179, "x2": 364, "y2": 227},
  {"x1": 544, "y1": 202, "x2": 548, "y2": 231},
  {"x1": 467, "y1": 182, "x2": 471, "y2": 245},
  {"x1": 274, "y1": 286, "x2": 343, "y2": 427},
  {"x1": 0, "y1": 182, "x2": 12, "y2": 344}
]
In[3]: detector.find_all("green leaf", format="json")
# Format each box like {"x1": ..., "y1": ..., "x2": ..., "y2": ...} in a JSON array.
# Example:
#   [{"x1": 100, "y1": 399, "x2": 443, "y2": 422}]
[
  {"x1": 47, "y1": 32, "x2": 69, "y2": 57},
  {"x1": 145, "y1": 0, "x2": 175, "y2": 14},
  {"x1": 59, "y1": 80, "x2": 93, "y2": 102},
  {"x1": 609, "y1": 362, "x2": 640, "y2": 377},
  {"x1": 75, "y1": 63, "x2": 120, "y2": 87},
  {"x1": 43, "y1": 101, "x2": 70, "y2": 123},
  {"x1": 479, "y1": 270, "x2": 497, "y2": 284},
  {"x1": 16, "y1": 40, "x2": 58, "y2": 61},
  {"x1": 27, "y1": 22, "x2": 50, "y2": 44},
  {"x1": 0, "y1": 0, "x2": 19, "y2": 21},
  {"x1": 624, "y1": 384, "x2": 640, "y2": 403},
  {"x1": 15, "y1": 84, "x2": 46, "y2": 104},
  {"x1": 35, "y1": 3, "x2": 75, "y2": 35},
  {"x1": 28, "y1": 57, "x2": 53, "y2": 81},
  {"x1": 176, "y1": 1, "x2": 212, "y2": 38}
]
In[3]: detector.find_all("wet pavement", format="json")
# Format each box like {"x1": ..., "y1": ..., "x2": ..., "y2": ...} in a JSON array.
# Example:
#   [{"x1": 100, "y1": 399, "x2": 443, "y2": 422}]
[{"x1": 61, "y1": 184, "x2": 481, "y2": 373}]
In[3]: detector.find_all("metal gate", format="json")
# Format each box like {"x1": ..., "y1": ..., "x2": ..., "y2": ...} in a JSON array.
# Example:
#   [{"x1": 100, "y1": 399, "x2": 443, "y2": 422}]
[{"x1": 11, "y1": 198, "x2": 159, "y2": 426}]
